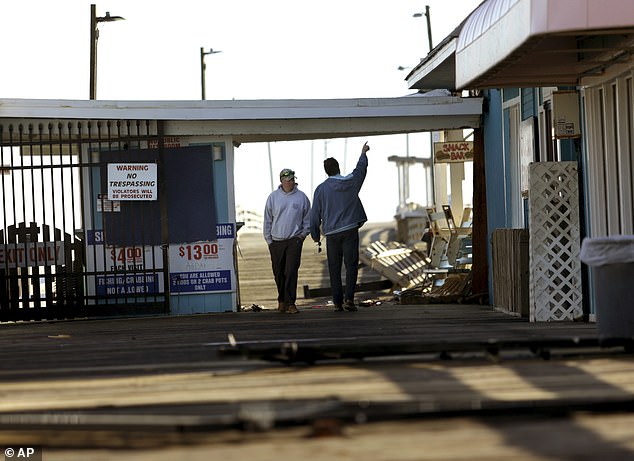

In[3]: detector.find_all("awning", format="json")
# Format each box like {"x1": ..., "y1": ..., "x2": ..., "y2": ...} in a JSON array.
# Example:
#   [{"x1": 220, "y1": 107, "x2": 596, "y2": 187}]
[
  {"x1": 407, "y1": 0, "x2": 634, "y2": 91},
  {"x1": 0, "y1": 95, "x2": 482, "y2": 144}
]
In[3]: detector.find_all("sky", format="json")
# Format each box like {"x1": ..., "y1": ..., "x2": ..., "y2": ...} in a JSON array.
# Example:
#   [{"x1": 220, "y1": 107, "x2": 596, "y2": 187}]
[{"x1": 0, "y1": 0, "x2": 482, "y2": 223}]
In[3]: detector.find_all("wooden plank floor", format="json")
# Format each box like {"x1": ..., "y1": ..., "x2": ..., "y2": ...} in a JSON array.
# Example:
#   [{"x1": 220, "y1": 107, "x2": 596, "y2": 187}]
[
  {"x1": 1, "y1": 355, "x2": 634, "y2": 414},
  {"x1": 0, "y1": 303, "x2": 599, "y2": 375},
  {"x1": 1, "y1": 353, "x2": 634, "y2": 459},
  {"x1": 1, "y1": 222, "x2": 631, "y2": 459},
  {"x1": 14, "y1": 413, "x2": 634, "y2": 461}
]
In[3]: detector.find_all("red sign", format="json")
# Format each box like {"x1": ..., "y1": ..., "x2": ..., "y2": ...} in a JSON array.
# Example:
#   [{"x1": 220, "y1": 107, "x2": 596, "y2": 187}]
[{"x1": 0, "y1": 242, "x2": 64, "y2": 268}]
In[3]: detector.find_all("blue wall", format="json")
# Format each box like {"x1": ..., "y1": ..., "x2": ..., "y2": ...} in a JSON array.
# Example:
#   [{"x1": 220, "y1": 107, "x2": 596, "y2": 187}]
[{"x1": 483, "y1": 89, "x2": 508, "y2": 300}]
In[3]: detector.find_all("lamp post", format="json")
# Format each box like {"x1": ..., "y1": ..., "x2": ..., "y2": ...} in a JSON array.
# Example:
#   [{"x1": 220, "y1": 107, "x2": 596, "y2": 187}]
[
  {"x1": 413, "y1": 5, "x2": 433, "y2": 52},
  {"x1": 89, "y1": 4, "x2": 124, "y2": 100},
  {"x1": 200, "y1": 47, "x2": 221, "y2": 100},
  {"x1": 413, "y1": 6, "x2": 435, "y2": 208}
]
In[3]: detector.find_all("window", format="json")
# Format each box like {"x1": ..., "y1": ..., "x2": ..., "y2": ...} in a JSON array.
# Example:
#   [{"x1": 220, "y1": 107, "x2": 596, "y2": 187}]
[{"x1": 521, "y1": 88, "x2": 535, "y2": 121}]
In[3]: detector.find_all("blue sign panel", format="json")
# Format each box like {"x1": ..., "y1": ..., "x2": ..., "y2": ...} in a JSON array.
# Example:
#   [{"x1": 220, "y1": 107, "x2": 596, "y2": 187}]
[{"x1": 170, "y1": 270, "x2": 232, "y2": 293}]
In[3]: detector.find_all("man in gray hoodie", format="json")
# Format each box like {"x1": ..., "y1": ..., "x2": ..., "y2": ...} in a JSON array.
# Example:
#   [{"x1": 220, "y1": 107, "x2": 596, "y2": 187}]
[
  {"x1": 310, "y1": 142, "x2": 370, "y2": 312},
  {"x1": 263, "y1": 168, "x2": 311, "y2": 314}
]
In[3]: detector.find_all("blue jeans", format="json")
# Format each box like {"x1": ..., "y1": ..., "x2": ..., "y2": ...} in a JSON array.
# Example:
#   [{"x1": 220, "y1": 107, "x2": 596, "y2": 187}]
[{"x1": 326, "y1": 227, "x2": 359, "y2": 306}]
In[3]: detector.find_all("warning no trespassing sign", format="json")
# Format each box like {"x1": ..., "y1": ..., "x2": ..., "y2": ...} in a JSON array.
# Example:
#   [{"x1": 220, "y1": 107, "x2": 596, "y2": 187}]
[{"x1": 107, "y1": 163, "x2": 158, "y2": 201}]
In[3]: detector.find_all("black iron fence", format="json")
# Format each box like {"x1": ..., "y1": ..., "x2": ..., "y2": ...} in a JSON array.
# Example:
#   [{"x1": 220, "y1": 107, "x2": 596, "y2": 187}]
[{"x1": 0, "y1": 120, "x2": 168, "y2": 321}]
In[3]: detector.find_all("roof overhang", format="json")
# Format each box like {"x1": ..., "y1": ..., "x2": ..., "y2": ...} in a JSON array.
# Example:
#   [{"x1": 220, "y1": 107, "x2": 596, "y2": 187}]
[
  {"x1": 406, "y1": 40, "x2": 459, "y2": 91},
  {"x1": 407, "y1": 0, "x2": 634, "y2": 91},
  {"x1": 0, "y1": 96, "x2": 482, "y2": 143}
]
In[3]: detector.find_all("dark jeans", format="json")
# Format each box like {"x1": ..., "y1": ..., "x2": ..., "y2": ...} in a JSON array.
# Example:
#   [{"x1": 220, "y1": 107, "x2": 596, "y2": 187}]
[
  {"x1": 326, "y1": 227, "x2": 359, "y2": 306},
  {"x1": 268, "y1": 237, "x2": 304, "y2": 305}
]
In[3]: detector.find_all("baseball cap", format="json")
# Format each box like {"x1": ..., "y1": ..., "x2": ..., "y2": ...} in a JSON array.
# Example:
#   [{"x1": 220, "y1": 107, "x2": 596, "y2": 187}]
[{"x1": 280, "y1": 168, "x2": 295, "y2": 181}]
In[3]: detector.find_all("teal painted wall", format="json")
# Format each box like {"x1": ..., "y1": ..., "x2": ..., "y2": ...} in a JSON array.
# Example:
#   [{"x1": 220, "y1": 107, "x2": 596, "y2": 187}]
[{"x1": 483, "y1": 89, "x2": 506, "y2": 299}]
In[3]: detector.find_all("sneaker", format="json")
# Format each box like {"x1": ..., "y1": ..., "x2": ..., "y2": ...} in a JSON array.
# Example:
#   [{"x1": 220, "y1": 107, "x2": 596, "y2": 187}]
[
  {"x1": 344, "y1": 300, "x2": 358, "y2": 312},
  {"x1": 286, "y1": 304, "x2": 299, "y2": 314},
  {"x1": 334, "y1": 304, "x2": 344, "y2": 312},
  {"x1": 278, "y1": 302, "x2": 286, "y2": 313}
]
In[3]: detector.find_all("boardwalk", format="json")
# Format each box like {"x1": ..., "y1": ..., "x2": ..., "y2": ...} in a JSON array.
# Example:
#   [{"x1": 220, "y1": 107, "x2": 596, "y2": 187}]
[
  {"x1": 1, "y1": 222, "x2": 633, "y2": 460},
  {"x1": 1, "y1": 303, "x2": 634, "y2": 460}
]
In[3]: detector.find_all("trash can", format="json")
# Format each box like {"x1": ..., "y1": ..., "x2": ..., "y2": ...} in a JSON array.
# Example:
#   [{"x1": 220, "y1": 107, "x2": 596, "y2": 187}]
[{"x1": 580, "y1": 235, "x2": 634, "y2": 339}]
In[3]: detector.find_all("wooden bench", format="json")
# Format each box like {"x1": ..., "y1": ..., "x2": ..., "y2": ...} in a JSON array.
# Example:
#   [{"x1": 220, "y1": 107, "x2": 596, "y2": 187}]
[{"x1": 360, "y1": 241, "x2": 432, "y2": 291}]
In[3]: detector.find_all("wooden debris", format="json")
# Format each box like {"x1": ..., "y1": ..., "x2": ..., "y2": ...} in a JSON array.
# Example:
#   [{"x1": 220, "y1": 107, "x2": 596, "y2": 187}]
[
  {"x1": 399, "y1": 272, "x2": 472, "y2": 304},
  {"x1": 361, "y1": 239, "x2": 475, "y2": 304},
  {"x1": 360, "y1": 241, "x2": 432, "y2": 290}
]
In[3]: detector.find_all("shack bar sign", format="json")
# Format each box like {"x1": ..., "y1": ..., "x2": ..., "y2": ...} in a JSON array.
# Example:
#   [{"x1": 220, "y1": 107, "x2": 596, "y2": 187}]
[
  {"x1": 107, "y1": 163, "x2": 157, "y2": 201},
  {"x1": 433, "y1": 141, "x2": 474, "y2": 163}
]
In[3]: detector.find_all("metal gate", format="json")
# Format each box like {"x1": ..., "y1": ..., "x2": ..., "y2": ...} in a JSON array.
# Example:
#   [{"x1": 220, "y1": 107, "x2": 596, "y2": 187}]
[{"x1": 0, "y1": 120, "x2": 169, "y2": 321}]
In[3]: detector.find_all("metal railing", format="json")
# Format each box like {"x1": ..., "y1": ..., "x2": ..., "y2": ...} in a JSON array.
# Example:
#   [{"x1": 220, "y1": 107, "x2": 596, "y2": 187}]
[{"x1": 0, "y1": 120, "x2": 167, "y2": 321}]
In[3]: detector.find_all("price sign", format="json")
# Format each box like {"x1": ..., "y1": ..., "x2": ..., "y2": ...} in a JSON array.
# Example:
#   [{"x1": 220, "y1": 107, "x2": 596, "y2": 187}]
[
  {"x1": 109, "y1": 246, "x2": 148, "y2": 271},
  {"x1": 178, "y1": 243, "x2": 219, "y2": 260},
  {"x1": 168, "y1": 223, "x2": 235, "y2": 294}
]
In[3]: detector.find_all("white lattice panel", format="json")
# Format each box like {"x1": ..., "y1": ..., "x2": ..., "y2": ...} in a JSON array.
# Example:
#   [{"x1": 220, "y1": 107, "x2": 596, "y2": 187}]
[{"x1": 529, "y1": 162, "x2": 583, "y2": 321}]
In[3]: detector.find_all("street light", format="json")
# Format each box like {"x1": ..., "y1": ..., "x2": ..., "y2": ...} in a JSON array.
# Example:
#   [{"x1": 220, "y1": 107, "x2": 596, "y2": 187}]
[
  {"x1": 413, "y1": 6, "x2": 435, "y2": 208},
  {"x1": 200, "y1": 47, "x2": 222, "y2": 100},
  {"x1": 413, "y1": 5, "x2": 433, "y2": 52},
  {"x1": 89, "y1": 4, "x2": 125, "y2": 100}
]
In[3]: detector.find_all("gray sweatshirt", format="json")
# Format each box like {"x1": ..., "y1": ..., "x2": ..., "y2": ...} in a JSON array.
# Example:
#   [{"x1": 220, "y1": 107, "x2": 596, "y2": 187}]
[{"x1": 263, "y1": 184, "x2": 311, "y2": 245}]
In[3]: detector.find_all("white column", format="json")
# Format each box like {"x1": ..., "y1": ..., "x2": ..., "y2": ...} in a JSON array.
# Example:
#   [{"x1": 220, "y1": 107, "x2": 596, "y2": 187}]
[{"x1": 446, "y1": 129, "x2": 465, "y2": 224}]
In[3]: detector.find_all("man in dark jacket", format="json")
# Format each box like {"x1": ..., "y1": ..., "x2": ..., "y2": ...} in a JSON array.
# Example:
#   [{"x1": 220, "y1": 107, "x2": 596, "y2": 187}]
[{"x1": 310, "y1": 142, "x2": 370, "y2": 311}]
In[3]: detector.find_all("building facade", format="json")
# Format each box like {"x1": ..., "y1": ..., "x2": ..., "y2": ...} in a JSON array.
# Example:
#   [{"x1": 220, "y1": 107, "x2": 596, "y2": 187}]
[{"x1": 406, "y1": 0, "x2": 634, "y2": 319}]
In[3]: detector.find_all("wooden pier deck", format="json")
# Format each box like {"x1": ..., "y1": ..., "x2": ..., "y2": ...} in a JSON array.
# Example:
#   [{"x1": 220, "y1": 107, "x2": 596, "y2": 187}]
[{"x1": 0, "y1": 223, "x2": 633, "y2": 460}]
